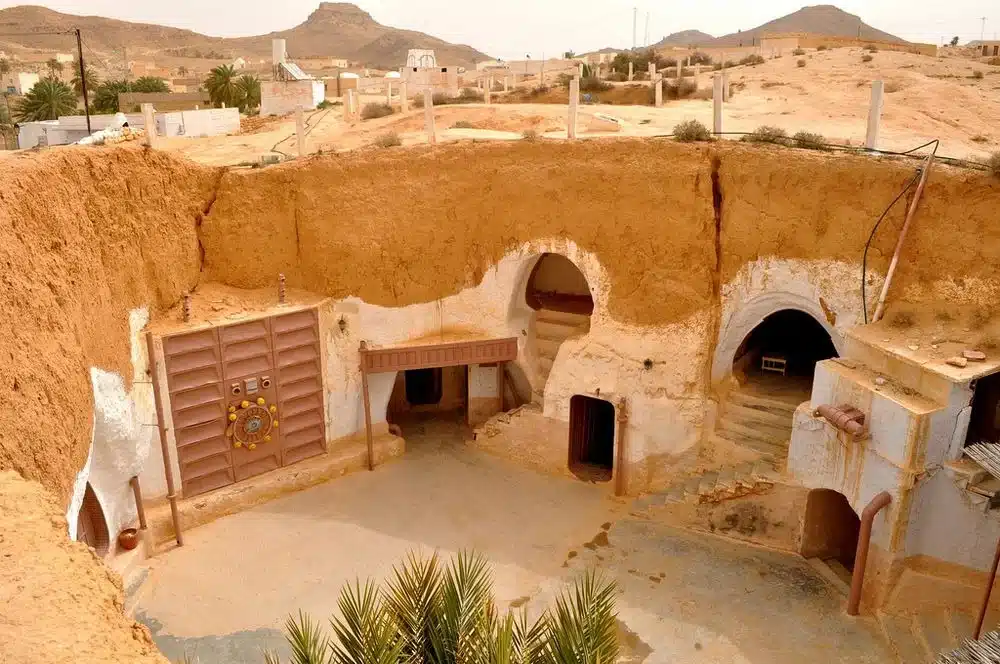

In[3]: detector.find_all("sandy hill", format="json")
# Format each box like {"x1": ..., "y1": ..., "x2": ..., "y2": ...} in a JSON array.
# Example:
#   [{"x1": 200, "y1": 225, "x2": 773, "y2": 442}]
[
  {"x1": 0, "y1": 2, "x2": 490, "y2": 68},
  {"x1": 708, "y1": 5, "x2": 905, "y2": 46},
  {"x1": 654, "y1": 30, "x2": 715, "y2": 48}
]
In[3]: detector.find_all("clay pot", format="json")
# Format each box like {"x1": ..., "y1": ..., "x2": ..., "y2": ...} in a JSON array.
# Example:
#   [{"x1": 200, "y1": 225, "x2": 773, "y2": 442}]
[{"x1": 118, "y1": 528, "x2": 140, "y2": 551}]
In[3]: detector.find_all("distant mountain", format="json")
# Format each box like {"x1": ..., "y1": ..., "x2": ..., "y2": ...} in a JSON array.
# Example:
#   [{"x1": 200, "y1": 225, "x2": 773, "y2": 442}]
[
  {"x1": 708, "y1": 5, "x2": 905, "y2": 47},
  {"x1": 0, "y1": 3, "x2": 491, "y2": 68},
  {"x1": 653, "y1": 30, "x2": 715, "y2": 48}
]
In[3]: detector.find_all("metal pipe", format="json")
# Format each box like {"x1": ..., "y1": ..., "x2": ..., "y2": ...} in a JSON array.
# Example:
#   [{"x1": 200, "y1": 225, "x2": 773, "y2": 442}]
[
  {"x1": 614, "y1": 398, "x2": 628, "y2": 497},
  {"x1": 872, "y1": 154, "x2": 934, "y2": 323},
  {"x1": 359, "y1": 341, "x2": 375, "y2": 471},
  {"x1": 75, "y1": 29, "x2": 91, "y2": 135},
  {"x1": 847, "y1": 491, "x2": 892, "y2": 615},
  {"x1": 815, "y1": 404, "x2": 866, "y2": 437},
  {"x1": 129, "y1": 475, "x2": 147, "y2": 531},
  {"x1": 975, "y1": 533, "x2": 1000, "y2": 639},
  {"x1": 145, "y1": 331, "x2": 183, "y2": 547}
]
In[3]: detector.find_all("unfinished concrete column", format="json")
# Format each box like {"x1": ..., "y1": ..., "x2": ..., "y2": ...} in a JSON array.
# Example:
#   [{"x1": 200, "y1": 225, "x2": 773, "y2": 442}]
[
  {"x1": 579, "y1": 62, "x2": 585, "y2": 78},
  {"x1": 676, "y1": 60, "x2": 682, "y2": 78},
  {"x1": 485, "y1": 79, "x2": 492, "y2": 105},
  {"x1": 400, "y1": 81, "x2": 409, "y2": 113},
  {"x1": 713, "y1": 74, "x2": 723, "y2": 135},
  {"x1": 343, "y1": 93, "x2": 352, "y2": 122},
  {"x1": 540, "y1": 62, "x2": 546, "y2": 85},
  {"x1": 654, "y1": 76, "x2": 663, "y2": 107},
  {"x1": 866, "y1": 80, "x2": 885, "y2": 150},
  {"x1": 694, "y1": 63, "x2": 701, "y2": 76},
  {"x1": 141, "y1": 103, "x2": 157, "y2": 148},
  {"x1": 648, "y1": 62, "x2": 656, "y2": 79},
  {"x1": 628, "y1": 61, "x2": 634, "y2": 81},
  {"x1": 503, "y1": 76, "x2": 509, "y2": 92},
  {"x1": 423, "y1": 89, "x2": 436, "y2": 145},
  {"x1": 723, "y1": 72, "x2": 731, "y2": 101},
  {"x1": 295, "y1": 105, "x2": 306, "y2": 157},
  {"x1": 386, "y1": 80, "x2": 392, "y2": 105},
  {"x1": 567, "y1": 77, "x2": 579, "y2": 139}
]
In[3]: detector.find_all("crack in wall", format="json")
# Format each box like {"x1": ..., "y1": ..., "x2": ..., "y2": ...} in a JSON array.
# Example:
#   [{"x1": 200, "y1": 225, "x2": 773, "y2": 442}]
[
  {"x1": 701, "y1": 154, "x2": 726, "y2": 436},
  {"x1": 195, "y1": 169, "x2": 226, "y2": 273}
]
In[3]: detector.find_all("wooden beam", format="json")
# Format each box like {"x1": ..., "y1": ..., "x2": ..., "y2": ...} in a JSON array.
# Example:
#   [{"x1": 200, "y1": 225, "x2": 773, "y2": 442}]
[{"x1": 360, "y1": 341, "x2": 375, "y2": 471}]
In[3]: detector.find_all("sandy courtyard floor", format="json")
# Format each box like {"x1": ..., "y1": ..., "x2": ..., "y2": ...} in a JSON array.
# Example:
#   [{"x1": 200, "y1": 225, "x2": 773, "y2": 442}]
[{"x1": 135, "y1": 415, "x2": 892, "y2": 663}]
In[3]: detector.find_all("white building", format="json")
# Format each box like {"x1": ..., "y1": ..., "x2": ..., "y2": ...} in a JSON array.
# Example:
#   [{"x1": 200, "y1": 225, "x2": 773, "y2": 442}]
[
  {"x1": 2, "y1": 71, "x2": 40, "y2": 96},
  {"x1": 406, "y1": 49, "x2": 437, "y2": 68},
  {"x1": 260, "y1": 39, "x2": 326, "y2": 116}
]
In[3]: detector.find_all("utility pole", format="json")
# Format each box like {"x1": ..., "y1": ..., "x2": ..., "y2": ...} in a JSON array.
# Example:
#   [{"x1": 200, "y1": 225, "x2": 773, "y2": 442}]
[
  {"x1": 981, "y1": 17, "x2": 988, "y2": 43},
  {"x1": 632, "y1": 7, "x2": 637, "y2": 50},
  {"x1": 74, "y1": 28, "x2": 91, "y2": 134},
  {"x1": 645, "y1": 12, "x2": 650, "y2": 48}
]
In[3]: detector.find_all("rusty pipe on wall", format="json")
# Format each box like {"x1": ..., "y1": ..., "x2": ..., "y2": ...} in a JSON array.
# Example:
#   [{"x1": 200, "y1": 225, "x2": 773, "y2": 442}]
[
  {"x1": 145, "y1": 331, "x2": 184, "y2": 547},
  {"x1": 129, "y1": 476, "x2": 147, "y2": 531},
  {"x1": 847, "y1": 491, "x2": 892, "y2": 616},
  {"x1": 974, "y1": 533, "x2": 1000, "y2": 639},
  {"x1": 815, "y1": 404, "x2": 866, "y2": 437}
]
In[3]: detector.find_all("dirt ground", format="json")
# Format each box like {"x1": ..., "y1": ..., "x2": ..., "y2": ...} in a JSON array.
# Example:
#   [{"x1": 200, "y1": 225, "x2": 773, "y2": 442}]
[
  {"x1": 134, "y1": 415, "x2": 891, "y2": 664},
  {"x1": 148, "y1": 47, "x2": 1000, "y2": 167}
]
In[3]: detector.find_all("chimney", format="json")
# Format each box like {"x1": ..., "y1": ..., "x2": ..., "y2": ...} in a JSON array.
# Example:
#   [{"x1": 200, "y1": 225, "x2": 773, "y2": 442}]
[{"x1": 272, "y1": 39, "x2": 287, "y2": 67}]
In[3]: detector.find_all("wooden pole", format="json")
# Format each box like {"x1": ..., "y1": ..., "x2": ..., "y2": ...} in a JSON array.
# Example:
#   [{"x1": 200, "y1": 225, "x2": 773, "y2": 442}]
[
  {"x1": 360, "y1": 341, "x2": 375, "y2": 471},
  {"x1": 145, "y1": 331, "x2": 183, "y2": 547},
  {"x1": 865, "y1": 80, "x2": 885, "y2": 150},
  {"x1": 614, "y1": 398, "x2": 628, "y2": 496},
  {"x1": 975, "y1": 533, "x2": 1000, "y2": 639}
]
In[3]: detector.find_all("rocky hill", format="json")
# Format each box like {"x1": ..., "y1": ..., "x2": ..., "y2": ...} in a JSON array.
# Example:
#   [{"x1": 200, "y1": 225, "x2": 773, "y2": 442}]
[
  {"x1": 653, "y1": 30, "x2": 715, "y2": 48},
  {"x1": 707, "y1": 5, "x2": 905, "y2": 47},
  {"x1": 0, "y1": 3, "x2": 490, "y2": 68}
]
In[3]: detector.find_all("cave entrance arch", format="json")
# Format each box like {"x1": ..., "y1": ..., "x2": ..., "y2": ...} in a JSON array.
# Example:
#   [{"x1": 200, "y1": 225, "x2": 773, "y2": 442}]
[
  {"x1": 525, "y1": 254, "x2": 594, "y2": 392},
  {"x1": 76, "y1": 483, "x2": 110, "y2": 557},
  {"x1": 801, "y1": 489, "x2": 861, "y2": 583},
  {"x1": 731, "y1": 309, "x2": 838, "y2": 404},
  {"x1": 568, "y1": 395, "x2": 615, "y2": 483}
]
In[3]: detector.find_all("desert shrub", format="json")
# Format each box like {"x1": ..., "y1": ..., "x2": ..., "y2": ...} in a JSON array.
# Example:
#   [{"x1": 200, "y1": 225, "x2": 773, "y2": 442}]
[
  {"x1": 580, "y1": 76, "x2": 612, "y2": 92},
  {"x1": 792, "y1": 131, "x2": 828, "y2": 150},
  {"x1": 989, "y1": 57, "x2": 1000, "y2": 66},
  {"x1": 761, "y1": 80, "x2": 786, "y2": 89},
  {"x1": 374, "y1": 132, "x2": 402, "y2": 148},
  {"x1": 971, "y1": 135, "x2": 989, "y2": 143},
  {"x1": 522, "y1": 128, "x2": 539, "y2": 141},
  {"x1": 607, "y1": 71, "x2": 628, "y2": 82},
  {"x1": 725, "y1": 60, "x2": 736, "y2": 69},
  {"x1": 451, "y1": 120, "x2": 476, "y2": 129},
  {"x1": 817, "y1": 44, "x2": 828, "y2": 51},
  {"x1": 797, "y1": 59, "x2": 807, "y2": 68},
  {"x1": 741, "y1": 125, "x2": 789, "y2": 144},
  {"x1": 458, "y1": 87, "x2": 484, "y2": 101},
  {"x1": 988, "y1": 152, "x2": 1000, "y2": 177},
  {"x1": 739, "y1": 54, "x2": 766, "y2": 66},
  {"x1": 862, "y1": 54, "x2": 874, "y2": 63},
  {"x1": 317, "y1": 99, "x2": 340, "y2": 109},
  {"x1": 689, "y1": 51, "x2": 713, "y2": 65},
  {"x1": 884, "y1": 81, "x2": 902, "y2": 93},
  {"x1": 673, "y1": 119, "x2": 712, "y2": 142},
  {"x1": 361, "y1": 102, "x2": 394, "y2": 120},
  {"x1": 972, "y1": 70, "x2": 985, "y2": 79},
  {"x1": 866, "y1": 44, "x2": 879, "y2": 52},
  {"x1": 662, "y1": 78, "x2": 698, "y2": 100},
  {"x1": 792, "y1": 48, "x2": 806, "y2": 56},
  {"x1": 890, "y1": 311, "x2": 915, "y2": 329},
  {"x1": 432, "y1": 92, "x2": 451, "y2": 106}
]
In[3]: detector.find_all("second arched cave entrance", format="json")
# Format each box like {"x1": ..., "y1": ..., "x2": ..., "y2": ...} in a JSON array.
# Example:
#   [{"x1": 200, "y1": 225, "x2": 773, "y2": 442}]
[
  {"x1": 525, "y1": 254, "x2": 594, "y2": 391},
  {"x1": 801, "y1": 489, "x2": 861, "y2": 586},
  {"x1": 568, "y1": 395, "x2": 615, "y2": 483},
  {"x1": 76, "y1": 483, "x2": 110, "y2": 557},
  {"x1": 716, "y1": 309, "x2": 838, "y2": 464}
]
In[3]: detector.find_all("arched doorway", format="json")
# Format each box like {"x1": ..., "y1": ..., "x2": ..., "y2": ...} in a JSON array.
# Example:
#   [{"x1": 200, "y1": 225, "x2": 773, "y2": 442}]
[
  {"x1": 714, "y1": 308, "x2": 838, "y2": 463},
  {"x1": 568, "y1": 395, "x2": 615, "y2": 482},
  {"x1": 76, "y1": 483, "x2": 110, "y2": 557},
  {"x1": 525, "y1": 254, "x2": 593, "y2": 389},
  {"x1": 801, "y1": 489, "x2": 861, "y2": 583}
]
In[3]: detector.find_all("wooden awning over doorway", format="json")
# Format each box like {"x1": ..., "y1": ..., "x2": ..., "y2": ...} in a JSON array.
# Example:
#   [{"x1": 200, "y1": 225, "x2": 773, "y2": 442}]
[{"x1": 358, "y1": 337, "x2": 519, "y2": 469}]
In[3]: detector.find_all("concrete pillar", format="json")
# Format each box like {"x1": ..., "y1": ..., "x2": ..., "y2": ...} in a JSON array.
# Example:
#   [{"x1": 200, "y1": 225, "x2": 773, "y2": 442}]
[
  {"x1": 628, "y1": 61, "x2": 634, "y2": 81},
  {"x1": 648, "y1": 62, "x2": 656, "y2": 79},
  {"x1": 400, "y1": 82, "x2": 409, "y2": 113},
  {"x1": 722, "y1": 72, "x2": 731, "y2": 101},
  {"x1": 343, "y1": 92, "x2": 353, "y2": 122},
  {"x1": 295, "y1": 105, "x2": 306, "y2": 157},
  {"x1": 485, "y1": 78, "x2": 492, "y2": 105},
  {"x1": 567, "y1": 77, "x2": 579, "y2": 139},
  {"x1": 423, "y1": 89, "x2": 436, "y2": 145},
  {"x1": 386, "y1": 80, "x2": 392, "y2": 105},
  {"x1": 540, "y1": 62, "x2": 546, "y2": 85},
  {"x1": 654, "y1": 77, "x2": 663, "y2": 108},
  {"x1": 579, "y1": 62, "x2": 585, "y2": 78},
  {"x1": 866, "y1": 80, "x2": 885, "y2": 150},
  {"x1": 694, "y1": 63, "x2": 701, "y2": 76},
  {"x1": 713, "y1": 75, "x2": 723, "y2": 135},
  {"x1": 503, "y1": 76, "x2": 509, "y2": 92},
  {"x1": 676, "y1": 60, "x2": 682, "y2": 78},
  {"x1": 141, "y1": 103, "x2": 156, "y2": 148}
]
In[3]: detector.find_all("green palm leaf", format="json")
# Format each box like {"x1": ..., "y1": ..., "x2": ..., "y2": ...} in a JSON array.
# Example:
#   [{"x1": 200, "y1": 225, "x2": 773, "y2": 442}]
[
  {"x1": 383, "y1": 551, "x2": 441, "y2": 663},
  {"x1": 284, "y1": 610, "x2": 332, "y2": 664},
  {"x1": 14, "y1": 77, "x2": 77, "y2": 122},
  {"x1": 427, "y1": 550, "x2": 494, "y2": 664},
  {"x1": 540, "y1": 570, "x2": 618, "y2": 664},
  {"x1": 330, "y1": 580, "x2": 404, "y2": 664}
]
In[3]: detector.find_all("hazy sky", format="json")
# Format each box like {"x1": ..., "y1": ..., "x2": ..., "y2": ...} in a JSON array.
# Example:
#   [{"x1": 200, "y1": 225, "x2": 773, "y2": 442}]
[{"x1": 1, "y1": 0, "x2": 996, "y2": 59}]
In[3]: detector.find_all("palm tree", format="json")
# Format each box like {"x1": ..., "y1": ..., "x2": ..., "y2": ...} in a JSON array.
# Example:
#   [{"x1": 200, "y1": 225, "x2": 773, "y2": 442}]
[
  {"x1": 133, "y1": 76, "x2": 169, "y2": 93},
  {"x1": 204, "y1": 64, "x2": 243, "y2": 108},
  {"x1": 93, "y1": 79, "x2": 130, "y2": 113},
  {"x1": 70, "y1": 59, "x2": 99, "y2": 97},
  {"x1": 0, "y1": 57, "x2": 10, "y2": 80},
  {"x1": 46, "y1": 58, "x2": 64, "y2": 79},
  {"x1": 263, "y1": 551, "x2": 619, "y2": 664},
  {"x1": 237, "y1": 74, "x2": 261, "y2": 114},
  {"x1": 14, "y1": 77, "x2": 77, "y2": 121}
]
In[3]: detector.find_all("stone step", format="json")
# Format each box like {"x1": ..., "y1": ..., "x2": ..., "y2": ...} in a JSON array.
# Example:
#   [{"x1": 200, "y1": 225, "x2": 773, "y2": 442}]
[
  {"x1": 536, "y1": 319, "x2": 583, "y2": 341},
  {"x1": 717, "y1": 415, "x2": 792, "y2": 445},
  {"x1": 536, "y1": 337, "x2": 562, "y2": 359},
  {"x1": 535, "y1": 308, "x2": 591, "y2": 327},
  {"x1": 728, "y1": 391, "x2": 801, "y2": 417},
  {"x1": 880, "y1": 612, "x2": 932, "y2": 664},
  {"x1": 711, "y1": 432, "x2": 788, "y2": 461},
  {"x1": 721, "y1": 400, "x2": 795, "y2": 429}
]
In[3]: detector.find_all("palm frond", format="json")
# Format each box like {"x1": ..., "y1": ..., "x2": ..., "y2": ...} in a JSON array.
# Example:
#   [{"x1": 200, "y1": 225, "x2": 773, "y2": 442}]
[
  {"x1": 263, "y1": 649, "x2": 283, "y2": 664},
  {"x1": 511, "y1": 607, "x2": 549, "y2": 664},
  {"x1": 329, "y1": 580, "x2": 404, "y2": 664},
  {"x1": 383, "y1": 551, "x2": 441, "y2": 662},
  {"x1": 540, "y1": 570, "x2": 618, "y2": 664},
  {"x1": 428, "y1": 550, "x2": 495, "y2": 664},
  {"x1": 284, "y1": 611, "x2": 331, "y2": 664}
]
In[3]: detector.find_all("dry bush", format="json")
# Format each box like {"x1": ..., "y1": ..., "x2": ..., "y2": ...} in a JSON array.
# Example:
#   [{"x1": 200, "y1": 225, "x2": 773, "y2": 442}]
[
  {"x1": 797, "y1": 59, "x2": 807, "y2": 68},
  {"x1": 890, "y1": 311, "x2": 915, "y2": 329},
  {"x1": 972, "y1": 70, "x2": 985, "y2": 79},
  {"x1": 374, "y1": 132, "x2": 402, "y2": 148},
  {"x1": 989, "y1": 57, "x2": 1000, "y2": 66},
  {"x1": 673, "y1": 119, "x2": 712, "y2": 142},
  {"x1": 971, "y1": 135, "x2": 989, "y2": 143},
  {"x1": 739, "y1": 54, "x2": 766, "y2": 66},
  {"x1": 987, "y1": 152, "x2": 1000, "y2": 177},
  {"x1": 817, "y1": 45, "x2": 828, "y2": 51},
  {"x1": 451, "y1": 120, "x2": 476, "y2": 129},
  {"x1": 361, "y1": 103, "x2": 394, "y2": 120},
  {"x1": 862, "y1": 54, "x2": 874, "y2": 63},
  {"x1": 792, "y1": 48, "x2": 806, "y2": 56},
  {"x1": 884, "y1": 81, "x2": 902, "y2": 93},
  {"x1": 580, "y1": 76, "x2": 612, "y2": 93},
  {"x1": 761, "y1": 80, "x2": 786, "y2": 89},
  {"x1": 742, "y1": 125, "x2": 789, "y2": 144},
  {"x1": 792, "y1": 131, "x2": 828, "y2": 150},
  {"x1": 663, "y1": 78, "x2": 698, "y2": 100},
  {"x1": 866, "y1": 44, "x2": 879, "y2": 52},
  {"x1": 522, "y1": 129, "x2": 539, "y2": 141}
]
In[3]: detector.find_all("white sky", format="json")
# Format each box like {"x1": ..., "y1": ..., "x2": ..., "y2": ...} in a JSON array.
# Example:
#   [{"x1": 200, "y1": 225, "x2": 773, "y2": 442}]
[{"x1": 1, "y1": 1, "x2": 996, "y2": 60}]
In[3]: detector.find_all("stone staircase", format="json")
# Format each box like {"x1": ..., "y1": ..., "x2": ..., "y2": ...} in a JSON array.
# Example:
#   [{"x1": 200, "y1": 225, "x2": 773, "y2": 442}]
[
  {"x1": 712, "y1": 389, "x2": 798, "y2": 462},
  {"x1": 877, "y1": 609, "x2": 978, "y2": 663},
  {"x1": 631, "y1": 460, "x2": 781, "y2": 512},
  {"x1": 534, "y1": 308, "x2": 590, "y2": 384}
]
